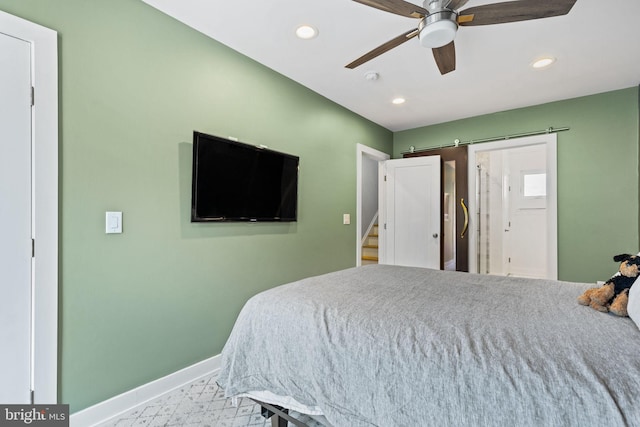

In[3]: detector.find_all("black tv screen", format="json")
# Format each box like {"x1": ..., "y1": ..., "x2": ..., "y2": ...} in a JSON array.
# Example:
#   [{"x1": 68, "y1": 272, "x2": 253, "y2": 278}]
[{"x1": 191, "y1": 131, "x2": 299, "y2": 222}]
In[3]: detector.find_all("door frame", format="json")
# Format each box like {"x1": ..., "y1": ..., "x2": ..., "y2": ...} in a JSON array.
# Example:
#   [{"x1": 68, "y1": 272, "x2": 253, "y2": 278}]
[
  {"x1": 468, "y1": 133, "x2": 557, "y2": 279},
  {"x1": 0, "y1": 10, "x2": 58, "y2": 403},
  {"x1": 356, "y1": 144, "x2": 389, "y2": 266}
]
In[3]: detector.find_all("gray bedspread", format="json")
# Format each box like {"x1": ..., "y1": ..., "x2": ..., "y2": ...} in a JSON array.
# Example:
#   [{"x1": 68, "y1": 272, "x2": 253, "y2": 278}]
[{"x1": 217, "y1": 265, "x2": 640, "y2": 426}]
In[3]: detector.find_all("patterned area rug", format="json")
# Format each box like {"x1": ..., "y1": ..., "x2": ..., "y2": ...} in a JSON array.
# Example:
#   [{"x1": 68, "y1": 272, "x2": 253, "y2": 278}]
[{"x1": 97, "y1": 374, "x2": 325, "y2": 427}]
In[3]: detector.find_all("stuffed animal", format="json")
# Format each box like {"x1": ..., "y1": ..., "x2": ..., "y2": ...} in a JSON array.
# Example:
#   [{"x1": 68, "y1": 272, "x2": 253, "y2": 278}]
[{"x1": 577, "y1": 253, "x2": 640, "y2": 316}]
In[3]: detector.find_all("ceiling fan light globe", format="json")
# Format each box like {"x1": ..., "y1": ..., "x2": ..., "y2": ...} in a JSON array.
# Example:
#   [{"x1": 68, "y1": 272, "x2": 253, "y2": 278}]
[{"x1": 419, "y1": 19, "x2": 457, "y2": 48}]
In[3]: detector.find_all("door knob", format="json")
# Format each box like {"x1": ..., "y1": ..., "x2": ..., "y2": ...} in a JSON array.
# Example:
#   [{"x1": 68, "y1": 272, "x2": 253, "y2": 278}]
[{"x1": 433, "y1": 233, "x2": 439, "y2": 238}]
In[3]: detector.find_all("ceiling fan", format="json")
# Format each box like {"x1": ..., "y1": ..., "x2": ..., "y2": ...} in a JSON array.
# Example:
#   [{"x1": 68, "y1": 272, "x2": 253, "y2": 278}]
[{"x1": 346, "y1": 0, "x2": 578, "y2": 75}]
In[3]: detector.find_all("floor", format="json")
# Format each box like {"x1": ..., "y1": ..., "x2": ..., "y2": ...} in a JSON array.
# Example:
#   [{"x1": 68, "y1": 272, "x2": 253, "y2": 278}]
[{"x1": 97, "y1": 373, "x2": 324, "y2": 427}]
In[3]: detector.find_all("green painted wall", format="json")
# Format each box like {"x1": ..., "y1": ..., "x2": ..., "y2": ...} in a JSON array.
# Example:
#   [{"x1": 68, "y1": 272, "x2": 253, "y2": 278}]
[
  {"x1": 394, "y1": 87, "x2": 640, "y2": 283},
  {"x1": 3, "y1": 0, "x2": 638, "y2": 415},
  {"x1": 0, "y1": 0, "x2": 392, "y2": 412}
]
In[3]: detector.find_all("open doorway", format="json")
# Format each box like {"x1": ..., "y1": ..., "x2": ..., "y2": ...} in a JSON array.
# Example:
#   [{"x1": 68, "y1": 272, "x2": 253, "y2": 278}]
[
  {"x1": 356, "y1": 144, "x2": 389, "y2": 266},
  {"x1": 468, "y1": 134, "x2": 558, "y2": 279}
]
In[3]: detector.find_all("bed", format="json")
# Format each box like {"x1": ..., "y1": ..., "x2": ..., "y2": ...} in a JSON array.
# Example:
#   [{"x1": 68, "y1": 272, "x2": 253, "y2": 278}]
[{"x1": 216, "y1": 264, "x2": 640, "y2": 426}]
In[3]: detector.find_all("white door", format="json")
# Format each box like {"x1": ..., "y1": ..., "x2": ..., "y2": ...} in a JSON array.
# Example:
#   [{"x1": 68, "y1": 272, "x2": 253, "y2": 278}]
[
  {"x1": 380, "y1": 156, "x2": 441, "y2": 268},
  {"x1": 0, "y1": 31, "x2": 33, "y2": 403},
  {"x1": 503, "y1": 145, "x2": 547, "y2": 278}
]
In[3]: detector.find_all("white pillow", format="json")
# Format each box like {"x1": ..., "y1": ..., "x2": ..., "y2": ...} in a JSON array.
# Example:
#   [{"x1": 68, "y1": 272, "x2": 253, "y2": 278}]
[{"x1": 628, "y1": 277, "x2": 640, "y2": 329}]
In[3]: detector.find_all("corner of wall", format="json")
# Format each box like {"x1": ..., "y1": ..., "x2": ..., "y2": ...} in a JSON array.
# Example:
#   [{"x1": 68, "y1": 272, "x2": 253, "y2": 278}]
[{"x1": 637, "y1": 84, "x2": 640, "y2": 250}]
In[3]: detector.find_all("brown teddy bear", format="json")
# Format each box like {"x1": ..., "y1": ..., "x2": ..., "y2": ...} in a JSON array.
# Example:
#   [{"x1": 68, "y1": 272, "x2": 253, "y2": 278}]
[{"x1": 577, "y1": 253, "x2": 640, "y2": 316}]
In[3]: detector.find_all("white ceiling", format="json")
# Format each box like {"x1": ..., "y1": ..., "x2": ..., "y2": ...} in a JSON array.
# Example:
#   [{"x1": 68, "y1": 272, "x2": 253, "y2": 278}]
[{"x1": 141, "y1": 0, "x2": 640, "y2": 132}]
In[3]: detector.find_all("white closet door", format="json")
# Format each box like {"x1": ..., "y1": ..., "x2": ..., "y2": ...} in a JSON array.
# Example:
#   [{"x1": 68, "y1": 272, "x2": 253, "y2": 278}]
[
  {"x1": 0, "y1": 31, "x2": 33, "y2": 403},
  {"x1": 380, "y1": 156, "x2": 441, "y2": 269}
]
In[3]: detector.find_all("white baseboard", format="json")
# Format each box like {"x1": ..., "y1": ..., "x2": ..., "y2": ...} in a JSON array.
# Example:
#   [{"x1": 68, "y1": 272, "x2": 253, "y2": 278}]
[{"x1": 70, "y1": 354, "x2": 221, "y2": 427}]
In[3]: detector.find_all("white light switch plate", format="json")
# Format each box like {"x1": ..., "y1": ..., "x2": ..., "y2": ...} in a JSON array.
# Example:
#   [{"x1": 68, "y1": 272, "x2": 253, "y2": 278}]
[
  {"x1": 343, "y1": 213, "x2": 351, "y2": 225},
  {"x1": 106, "y1": 211, "x2": 122, "y2": 234}
]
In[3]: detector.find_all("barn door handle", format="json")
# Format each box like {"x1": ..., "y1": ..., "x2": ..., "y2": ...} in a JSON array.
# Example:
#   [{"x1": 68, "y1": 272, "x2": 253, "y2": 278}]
[{"x1": 460, "y1": 198, "x2": 469, "y2": 239}]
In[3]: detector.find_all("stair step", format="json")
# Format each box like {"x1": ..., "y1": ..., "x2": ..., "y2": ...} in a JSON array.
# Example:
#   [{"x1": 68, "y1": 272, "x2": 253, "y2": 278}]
[
  {"x1": 365, "y1": 236, "x2": 378, "y2": 246},
  {"x1": 362, "y1": 224, "x2": 380, "y2": 265},
  {"x1": 362, "y1": 246, "x2": 378, "y2": 257}
]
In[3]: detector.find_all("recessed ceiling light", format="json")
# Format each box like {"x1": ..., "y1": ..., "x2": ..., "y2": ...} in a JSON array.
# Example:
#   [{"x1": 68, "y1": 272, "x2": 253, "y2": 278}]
[
  {"x1": 295, "y1": 25, "x2": 318, "y2": 40},
  {"x1": 392, "y1": 97, "x2": 406, "y2": 105},
  {"x1": 532, "y1": 57, "x2": 556, "y2": 69}
]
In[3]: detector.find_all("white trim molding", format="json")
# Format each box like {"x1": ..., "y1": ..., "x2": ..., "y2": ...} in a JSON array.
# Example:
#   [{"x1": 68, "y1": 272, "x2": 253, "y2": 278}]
[
  {"x1": 70, "y1": 355, "x2": 221, "y2": 427},
  {"x1": 0, "y1": 9, "x2": 59, "y2": 404}
]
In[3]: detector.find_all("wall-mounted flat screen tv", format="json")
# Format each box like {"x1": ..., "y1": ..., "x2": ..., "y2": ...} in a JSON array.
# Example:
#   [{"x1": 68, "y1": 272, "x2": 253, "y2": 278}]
[{"x1": 191, "y1": 131, "x2": 299, "y2": 222}]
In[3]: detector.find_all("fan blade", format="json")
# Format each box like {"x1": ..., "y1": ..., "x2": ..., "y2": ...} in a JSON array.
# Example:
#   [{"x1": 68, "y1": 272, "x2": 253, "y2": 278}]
[
  {"x1": 432, "y1": 41, "x2": 456, "y2": 75},
  {"x1": 346, "y1": 28, "x2": 419, "y2": 69},
  {"x1": 446, "y1": 0, "x2": 469, "y2": 10},
  {"x1": 353, "y1": 0, "x2": 427, "y2": 19},
  {"x1": 458, "y1": 0, "x2": 577, "y2": 26}
]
